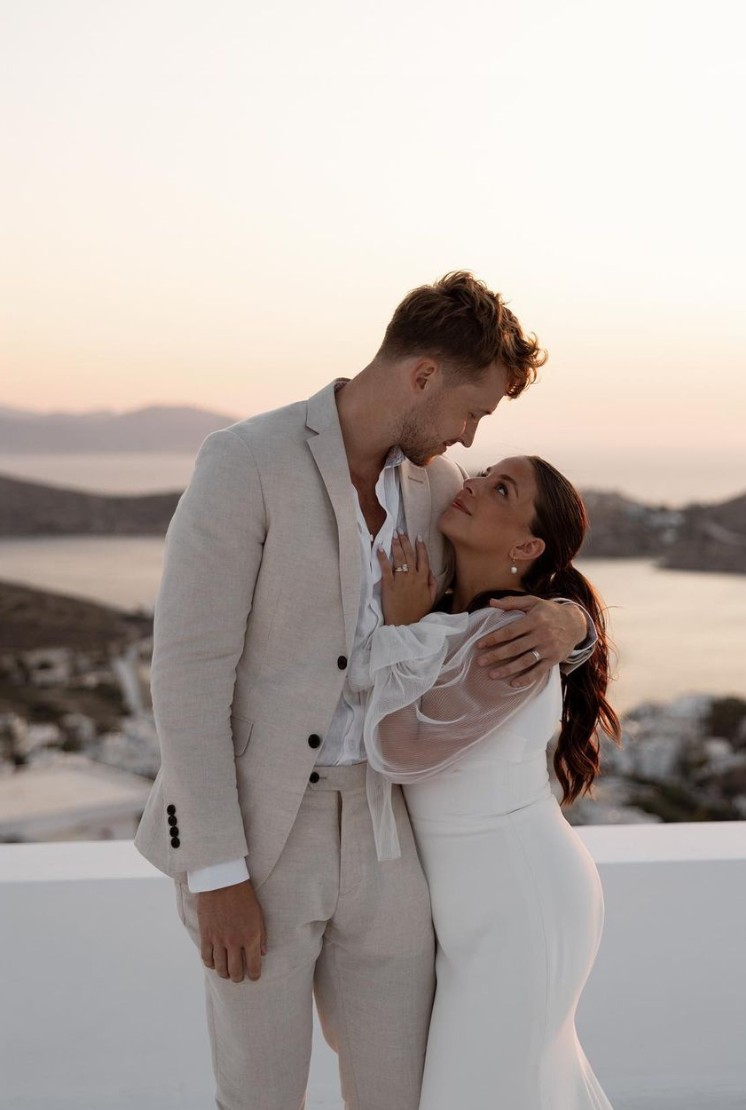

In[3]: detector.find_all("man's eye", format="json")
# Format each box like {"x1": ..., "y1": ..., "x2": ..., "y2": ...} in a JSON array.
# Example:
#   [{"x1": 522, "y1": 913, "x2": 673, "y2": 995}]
[{"x1": 477, "y1": 469, "x2": 488, "y2": 478}]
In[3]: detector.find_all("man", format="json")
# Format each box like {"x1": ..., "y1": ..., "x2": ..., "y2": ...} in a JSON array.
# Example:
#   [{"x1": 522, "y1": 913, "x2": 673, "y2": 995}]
[{"x1": 134, "y1": 271, "x2": 596, "y2": 1110}]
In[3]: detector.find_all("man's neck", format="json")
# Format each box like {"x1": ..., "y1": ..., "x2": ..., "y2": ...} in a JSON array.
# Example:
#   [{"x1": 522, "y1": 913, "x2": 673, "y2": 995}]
[{"x1": 335, "y1": 371, "x2": 400, "y2": 482}]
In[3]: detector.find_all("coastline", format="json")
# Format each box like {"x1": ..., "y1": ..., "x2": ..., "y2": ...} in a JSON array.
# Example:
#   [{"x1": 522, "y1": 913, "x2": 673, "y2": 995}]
[
  {"x1": 1, "y1": 574, "x2": 743, "y2": 831},
  {"x1": 1, "y1": 470, "x2": 746, "y2": 575}
]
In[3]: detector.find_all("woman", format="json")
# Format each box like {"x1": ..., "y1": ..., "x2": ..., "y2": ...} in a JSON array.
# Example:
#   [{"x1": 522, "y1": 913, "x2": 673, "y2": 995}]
[{"x1": 362, "y1": 454, "x2": 621, "y2": 1110}]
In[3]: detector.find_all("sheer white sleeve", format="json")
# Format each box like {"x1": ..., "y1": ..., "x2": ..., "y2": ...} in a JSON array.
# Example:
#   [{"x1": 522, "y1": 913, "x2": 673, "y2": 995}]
[{"x1": 362, "y1": 608, "x2": 553, "y2": 785}]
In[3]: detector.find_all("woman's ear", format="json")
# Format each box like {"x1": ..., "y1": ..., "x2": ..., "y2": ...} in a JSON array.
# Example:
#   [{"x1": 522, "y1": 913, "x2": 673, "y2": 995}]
[{"x1": 512, "y1": 536, "x2": 545, "y2": 562}]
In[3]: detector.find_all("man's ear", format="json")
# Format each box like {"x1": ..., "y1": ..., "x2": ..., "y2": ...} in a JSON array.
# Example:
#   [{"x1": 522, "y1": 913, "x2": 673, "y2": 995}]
[{"x1": 411, "y1": 358, "x2": 439, "y2": 392}]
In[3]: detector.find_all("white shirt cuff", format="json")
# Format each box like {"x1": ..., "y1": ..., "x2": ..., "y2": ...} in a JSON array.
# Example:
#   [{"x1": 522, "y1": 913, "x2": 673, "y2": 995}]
[
  {"x1": 187, "y1": 857, "x2": 250, "y2": 892},
  {"x1": 553, "y1": 597, "x2": 598, "y2": 655}
]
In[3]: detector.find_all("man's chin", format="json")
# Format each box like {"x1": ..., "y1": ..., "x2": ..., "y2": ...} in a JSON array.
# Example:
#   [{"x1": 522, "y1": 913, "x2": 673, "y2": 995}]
[{"x1": 410, "y1": 444, "x2": 447, "y2": 466}]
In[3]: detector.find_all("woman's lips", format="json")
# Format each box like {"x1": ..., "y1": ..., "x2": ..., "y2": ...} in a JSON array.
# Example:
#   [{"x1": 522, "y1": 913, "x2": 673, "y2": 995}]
[{"x1": 452, "y1": 497, "x2": 471, "y2": 515}]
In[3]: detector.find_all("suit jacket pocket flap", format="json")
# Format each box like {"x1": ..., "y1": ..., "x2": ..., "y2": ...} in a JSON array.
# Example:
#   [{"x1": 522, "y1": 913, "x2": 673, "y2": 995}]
[{"x1": 230, "y1": 713, "x2": 254, "y2": 758}]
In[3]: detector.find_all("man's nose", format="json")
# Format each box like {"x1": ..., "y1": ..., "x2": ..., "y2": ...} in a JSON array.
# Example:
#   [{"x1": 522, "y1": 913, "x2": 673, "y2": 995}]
[{"x1": 459, "y1": 426, "x2": 476, "y2": 449}]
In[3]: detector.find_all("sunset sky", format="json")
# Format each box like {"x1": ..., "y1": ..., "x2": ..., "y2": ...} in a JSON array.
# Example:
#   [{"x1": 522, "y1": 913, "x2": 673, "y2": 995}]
[{"x1": 2, "y1": 0, "x2": 744, "y2": 501}]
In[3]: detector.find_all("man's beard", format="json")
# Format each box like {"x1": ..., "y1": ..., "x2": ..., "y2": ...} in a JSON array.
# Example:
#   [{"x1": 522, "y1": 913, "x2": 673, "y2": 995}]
[{"x1": 398, "y1": 401, "x2": 447, "y2": 466}]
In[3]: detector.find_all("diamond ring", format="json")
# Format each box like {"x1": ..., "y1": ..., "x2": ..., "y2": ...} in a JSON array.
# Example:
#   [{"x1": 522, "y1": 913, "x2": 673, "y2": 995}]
[
  {"x1": 531, "y1": 649, "x2": 541, "y2": 663},
  {"x1": 394, "y1": 564, "x2": 409, "y2": 573}
]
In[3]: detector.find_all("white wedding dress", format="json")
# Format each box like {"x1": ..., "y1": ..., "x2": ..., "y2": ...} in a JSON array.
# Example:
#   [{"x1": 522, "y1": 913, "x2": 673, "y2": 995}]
[{"x1": 362, "y1": 606, "x2": 614, "y2": 1110}]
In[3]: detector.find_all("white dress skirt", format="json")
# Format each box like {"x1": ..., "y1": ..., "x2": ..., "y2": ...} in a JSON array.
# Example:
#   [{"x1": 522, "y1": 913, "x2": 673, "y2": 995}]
[{"x1": 361, "y1": 607, "x2": 614, "y2": 1110}]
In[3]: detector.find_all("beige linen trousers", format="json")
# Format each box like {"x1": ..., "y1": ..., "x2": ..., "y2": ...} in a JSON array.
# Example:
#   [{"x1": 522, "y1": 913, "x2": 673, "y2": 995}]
[{"x1": 134, "y1": 379, "x2": 465, "y2": 1109}]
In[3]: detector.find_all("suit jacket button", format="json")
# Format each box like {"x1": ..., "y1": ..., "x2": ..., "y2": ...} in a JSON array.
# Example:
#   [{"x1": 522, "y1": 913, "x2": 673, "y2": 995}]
[
  {"x1": 170, "y1": 837, "x2": 180, "y2": 848},
  {"x1": 337, "y1": 655, "x2": 348, "y2": 670},
  {"x1": 170, "y1": 826, "x2": 179, "y2": 837},
  {"x1": 166, "y1": 804, "x2": 176, "y2": 815},
  {"x1": 308, "y1": 734, "x2": 321, "y2": 749},
  {"x1": 309, "y1": 772, "x2": 320, "y2": 784},
  {"x1": 167, "y1": 814, "x2": 178, "y2": 827}
]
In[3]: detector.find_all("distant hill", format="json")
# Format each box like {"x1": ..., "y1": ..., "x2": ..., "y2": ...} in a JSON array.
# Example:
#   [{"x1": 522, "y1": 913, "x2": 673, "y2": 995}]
[
  {"x1": 0, "y1": 471, "x2": 744, "y2": 574},
  {"x1": 0, "y1": 578, "x2": 151, "y2": 652},
  {"x1": 567, "y1": 488, "x2": 746, "y2": 574},
  {"x1": 0, "y1": 473, "x2": 179, "y2": 536},
  {"x1": 578, "y1": 490, "x2": 683, "y2": 559},
  {"x1": 659, "y1": 492, "x2": 746, "y2": 575},
  {"x1": 563, "y1": 488, "x2": 746, "y2": 573},
  {"x1": 0, "y1": 403, "x2": 240, "y2": 452}
]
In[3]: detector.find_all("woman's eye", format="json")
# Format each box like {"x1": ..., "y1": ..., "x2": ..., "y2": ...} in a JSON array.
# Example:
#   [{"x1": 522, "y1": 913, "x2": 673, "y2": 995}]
[{"x1": 496, "y1": 482, "x2": 508, "y2": 497}]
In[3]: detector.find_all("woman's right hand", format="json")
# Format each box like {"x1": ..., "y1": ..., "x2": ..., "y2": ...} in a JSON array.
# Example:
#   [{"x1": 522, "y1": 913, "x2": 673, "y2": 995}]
[{"x1": 377, "y1": 532, "x2": 437, "y2": 625}]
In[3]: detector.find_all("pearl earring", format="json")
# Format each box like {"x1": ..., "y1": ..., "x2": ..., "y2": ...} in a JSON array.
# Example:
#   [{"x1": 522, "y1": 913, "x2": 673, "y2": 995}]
[{"x1": 510, "y1": 564, "x2": 518, "y2": 575}]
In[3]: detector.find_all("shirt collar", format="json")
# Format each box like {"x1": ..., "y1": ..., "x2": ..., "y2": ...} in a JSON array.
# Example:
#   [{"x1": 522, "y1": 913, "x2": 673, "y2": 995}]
[{"x1": 384, "y1": 446, "x2": 406, "y2": 469}]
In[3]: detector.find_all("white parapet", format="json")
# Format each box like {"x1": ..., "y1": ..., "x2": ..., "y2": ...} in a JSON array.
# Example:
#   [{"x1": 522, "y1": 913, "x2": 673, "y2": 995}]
[{"x1": 1, "y1": 824, "x2": 745, "y2": 1110}]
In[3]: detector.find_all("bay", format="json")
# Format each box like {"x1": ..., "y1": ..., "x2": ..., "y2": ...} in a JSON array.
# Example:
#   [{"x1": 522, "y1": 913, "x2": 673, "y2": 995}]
[
  {"x1": 0, "y1": 535, "x2": 743, "y2": 713},
  {"x1": 0, "y1": 452, "x2": 195, "y2": 495}
]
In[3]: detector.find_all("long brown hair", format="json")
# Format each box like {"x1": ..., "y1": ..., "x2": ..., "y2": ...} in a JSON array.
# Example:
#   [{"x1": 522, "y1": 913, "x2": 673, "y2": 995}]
[{"x1": 522, "y1": 456, "x2": 622, "y2": 804}]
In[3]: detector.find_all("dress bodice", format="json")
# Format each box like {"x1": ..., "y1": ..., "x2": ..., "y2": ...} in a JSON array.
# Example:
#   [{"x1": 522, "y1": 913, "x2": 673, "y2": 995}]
[
  {"x1": 403, "y1": 665, "x2": 563, "y2": 823},
  {"x1": 359, "y1": 605, "x2": 565, "y2": 859}
]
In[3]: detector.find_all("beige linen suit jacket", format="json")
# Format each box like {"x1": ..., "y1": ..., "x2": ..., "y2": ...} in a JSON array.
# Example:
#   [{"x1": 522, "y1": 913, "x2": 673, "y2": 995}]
[{"x1": 133, "y1": 380, "x2": 465, "y2": 888}]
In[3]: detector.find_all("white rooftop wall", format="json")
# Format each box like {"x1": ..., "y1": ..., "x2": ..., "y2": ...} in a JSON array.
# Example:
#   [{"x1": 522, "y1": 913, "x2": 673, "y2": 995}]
[{"x1": 1, "y1": 825, "x2": 745, "y2": 1110}]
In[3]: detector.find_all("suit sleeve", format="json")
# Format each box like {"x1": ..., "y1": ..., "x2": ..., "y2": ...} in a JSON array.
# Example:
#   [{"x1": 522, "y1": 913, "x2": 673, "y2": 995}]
[{"x1": 150, "y1": 428, "x2": 266, "y2": 872}]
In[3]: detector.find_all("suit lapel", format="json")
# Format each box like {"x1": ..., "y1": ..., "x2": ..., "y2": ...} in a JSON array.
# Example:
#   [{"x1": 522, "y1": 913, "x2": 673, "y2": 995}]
[
  {"x1": 400, "y1": 458, "x2": 451, "y2": 587},
  {"x1": 306, "y1": 382, "x2": 361, "y2": 654},
  {"x1": 399, "y1": 458, "x2": 431, "y2": 548}
]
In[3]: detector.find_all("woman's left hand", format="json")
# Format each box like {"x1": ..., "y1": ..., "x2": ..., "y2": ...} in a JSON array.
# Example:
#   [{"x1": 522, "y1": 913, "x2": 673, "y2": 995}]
[{"x1": 377, "y1": 532, "x2": 437, "y2": 625}]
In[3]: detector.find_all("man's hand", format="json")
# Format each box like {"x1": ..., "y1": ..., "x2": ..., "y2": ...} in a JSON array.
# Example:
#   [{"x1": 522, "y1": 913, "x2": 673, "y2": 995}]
[
  {"x1": 476, "y1": 595, "x2": 588, "y2": 687},
  {"x1": 377, "y1": 532, "x2": 437, "y2": 625},
  {"x1": 196, "y1": 879, "x2": 267, "y2": 982}
]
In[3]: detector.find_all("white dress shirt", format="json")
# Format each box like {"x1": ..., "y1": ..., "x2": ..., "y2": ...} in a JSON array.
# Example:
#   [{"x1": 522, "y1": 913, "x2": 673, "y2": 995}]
[{"x1": 186, "y1": 450, "x2": 596, "y2": 892}]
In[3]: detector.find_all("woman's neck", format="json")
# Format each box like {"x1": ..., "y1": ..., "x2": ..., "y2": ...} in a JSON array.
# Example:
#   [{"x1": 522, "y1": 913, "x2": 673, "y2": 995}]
[{"x1": 448, "y1": 552, "x2": 526, "y2": 613}]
